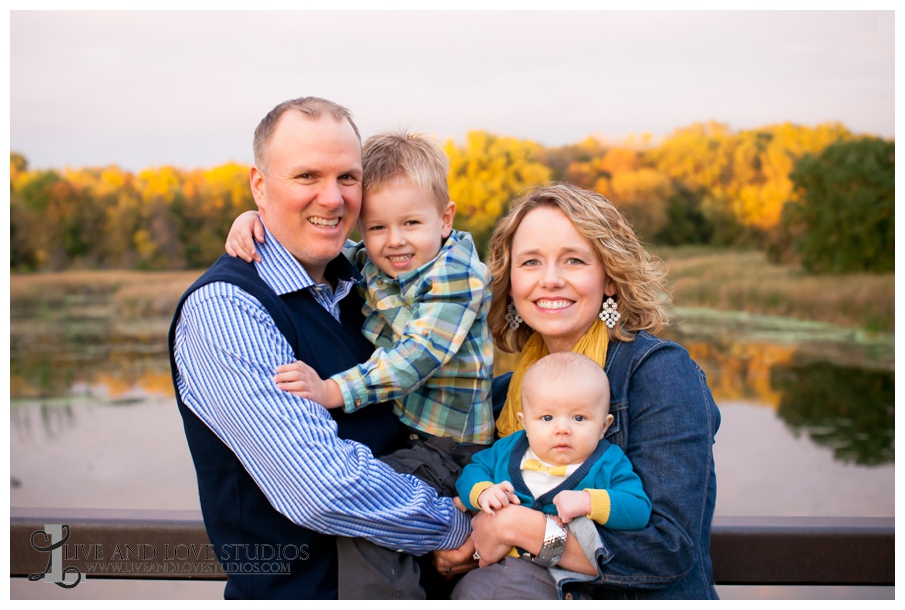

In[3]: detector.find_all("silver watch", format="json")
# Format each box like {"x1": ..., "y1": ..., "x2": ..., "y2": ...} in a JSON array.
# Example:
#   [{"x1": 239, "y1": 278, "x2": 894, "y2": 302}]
[{"x1": 532, "y1": 515, "x2": 567, "y2": 568}]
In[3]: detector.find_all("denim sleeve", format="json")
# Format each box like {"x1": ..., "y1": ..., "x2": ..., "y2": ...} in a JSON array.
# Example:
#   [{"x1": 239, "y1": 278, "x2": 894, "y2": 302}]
[{"x1": 590, "y1": 342, "x2": 718, "y2": 589}]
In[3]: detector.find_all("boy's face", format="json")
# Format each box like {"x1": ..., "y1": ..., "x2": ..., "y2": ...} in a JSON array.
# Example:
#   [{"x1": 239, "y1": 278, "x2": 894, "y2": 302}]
[
  {"x1": 517, "y1": 375, "x2": 614, "y2": 466},
  {"x1": 359, "y1": 180, "x2": 456, "y2": 278}
]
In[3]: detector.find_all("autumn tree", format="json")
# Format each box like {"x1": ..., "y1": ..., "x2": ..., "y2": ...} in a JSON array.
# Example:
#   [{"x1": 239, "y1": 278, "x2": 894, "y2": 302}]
[{"x1": 445, "y1": 131, "x2": 551, "y2": 257}]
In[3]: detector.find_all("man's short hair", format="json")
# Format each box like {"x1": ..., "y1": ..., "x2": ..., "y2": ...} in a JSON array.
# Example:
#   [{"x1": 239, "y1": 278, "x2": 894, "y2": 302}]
[
  {"x1": 362, "y1": 131, "x2": 450, "y2": 210},
  {"x1": 253, "y1": 97, "x2": 361, "y2": 174}
]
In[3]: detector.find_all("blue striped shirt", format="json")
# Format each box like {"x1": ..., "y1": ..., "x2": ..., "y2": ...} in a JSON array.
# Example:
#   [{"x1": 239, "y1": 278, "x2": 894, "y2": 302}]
[{"x1": 172, "y1": 225, "x2": 470, "y2": 554}]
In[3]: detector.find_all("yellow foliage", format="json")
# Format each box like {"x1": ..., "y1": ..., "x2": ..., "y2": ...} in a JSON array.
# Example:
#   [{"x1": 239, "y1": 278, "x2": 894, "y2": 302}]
[
  {"x1": 139, "y1": 166, "x2": 184, "y2": 204},
  {"x1": 445, "y1": 131, "x2": 551, "y2": 253}
]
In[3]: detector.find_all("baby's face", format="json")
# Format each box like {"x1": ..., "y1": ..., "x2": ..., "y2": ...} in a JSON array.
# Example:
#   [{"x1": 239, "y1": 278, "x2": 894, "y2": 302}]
[
  {"x1": 517, "y1": 375, "x2": 613, "y2": 466},
  {"x1": 359, "y1": 181, "x2": 455, "y2": 278}
]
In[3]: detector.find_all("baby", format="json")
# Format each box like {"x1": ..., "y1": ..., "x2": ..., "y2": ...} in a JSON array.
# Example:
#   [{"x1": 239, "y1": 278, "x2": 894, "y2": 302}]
[{"x1": 454, "y1": 352, "x2": 651, "y2": 600}]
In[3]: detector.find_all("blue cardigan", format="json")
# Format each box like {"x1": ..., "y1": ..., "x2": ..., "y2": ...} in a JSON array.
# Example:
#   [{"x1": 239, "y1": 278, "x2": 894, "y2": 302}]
[{"x1": 456, "y1": 430, "x2": 651, "y2": 530}]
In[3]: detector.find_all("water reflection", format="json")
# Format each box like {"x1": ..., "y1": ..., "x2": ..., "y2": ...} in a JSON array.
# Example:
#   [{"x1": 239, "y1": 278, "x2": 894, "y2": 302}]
[
  {"x1": 772, "y1": 362, "x2": 894, "y2": 466},
  {"x1": 10, "y1": 302, "x2": 895, "y2": 467},
  {"x1": 661, "y1": 307, "x2": 894, "y2": 466}
]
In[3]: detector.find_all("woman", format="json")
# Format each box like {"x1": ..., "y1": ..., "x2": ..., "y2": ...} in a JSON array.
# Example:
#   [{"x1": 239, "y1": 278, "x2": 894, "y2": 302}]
[{"x1": 436, "y1": 183, "x2": 720, "y2": 599}]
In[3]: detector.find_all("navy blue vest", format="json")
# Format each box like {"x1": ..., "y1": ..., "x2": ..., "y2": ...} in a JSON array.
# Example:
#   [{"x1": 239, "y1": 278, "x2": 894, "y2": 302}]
[{"x1": 167, "y1": 254, "x2": 405, "y2": 599}]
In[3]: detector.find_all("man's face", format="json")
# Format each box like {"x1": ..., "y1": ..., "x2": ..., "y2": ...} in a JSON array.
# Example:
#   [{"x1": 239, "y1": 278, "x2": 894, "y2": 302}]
[
  {"x1": 250, "y1": 111, "x2": 362, "y2": 284},
  {"x1": 359, "y1": 180, "x2": 455, "y2": 278}
]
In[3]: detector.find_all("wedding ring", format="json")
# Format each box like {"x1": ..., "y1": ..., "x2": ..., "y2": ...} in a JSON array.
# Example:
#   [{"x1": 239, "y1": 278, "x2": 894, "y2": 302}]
[{"x1": 473, "y1": 551, "x2": 481, "y2": 560}]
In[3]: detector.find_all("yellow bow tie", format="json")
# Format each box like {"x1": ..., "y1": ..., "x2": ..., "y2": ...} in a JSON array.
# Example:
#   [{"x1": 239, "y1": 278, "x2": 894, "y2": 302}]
[{"x1": 522, "y1": 459, "x2": 568, "y2": 477}]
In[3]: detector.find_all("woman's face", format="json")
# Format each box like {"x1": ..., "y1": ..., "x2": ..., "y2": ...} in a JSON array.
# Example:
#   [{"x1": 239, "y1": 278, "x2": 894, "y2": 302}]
[{"x1": 509, "y1": 206, "x2": 614, "y2": 353}]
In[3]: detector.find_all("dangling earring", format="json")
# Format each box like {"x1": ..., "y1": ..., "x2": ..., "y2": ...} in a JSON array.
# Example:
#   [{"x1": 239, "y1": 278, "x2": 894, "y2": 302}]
[
  {"x1": 599, "y1": 297, "x2": 620, "y2": 328},
  {"x1": 505, "y1": 298, "x2": 523, "y2": 330}
]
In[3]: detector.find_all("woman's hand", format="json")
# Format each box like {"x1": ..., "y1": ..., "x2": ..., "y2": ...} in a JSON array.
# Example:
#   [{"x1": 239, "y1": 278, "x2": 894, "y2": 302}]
[
  {"x1": 470, "y1": 506, "x2": 539, "y2": 568},
  {"x1": 225, "y1": 210, "x2": 265, "y2": 263},
  {"x1": 274, "y1": 361, "x2": 343, "y2": 408},
  {"x1": 471, "y1": 504, "x2": 597, "y2": 575},
  {"x1": 432, "y1": 537, "x2": 479, "y2": 579}
]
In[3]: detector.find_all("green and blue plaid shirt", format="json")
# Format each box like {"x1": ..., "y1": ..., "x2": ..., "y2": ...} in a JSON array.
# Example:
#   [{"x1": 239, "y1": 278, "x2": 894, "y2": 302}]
[{"x1": 333, "y1": 230, "x2": 494, "y2": 444}]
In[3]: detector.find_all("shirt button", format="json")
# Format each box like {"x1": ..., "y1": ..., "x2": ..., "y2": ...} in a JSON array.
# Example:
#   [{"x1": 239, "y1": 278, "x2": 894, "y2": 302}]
[
  {"x1": 421, "y1": 330, "x2": 429, "y2": 337},
  {"x1": 354, "y1": 399, "x2": 361, "y2": 407},
  {"x1": 564, "y1": 593, "x2": 574, "y2": 600}
]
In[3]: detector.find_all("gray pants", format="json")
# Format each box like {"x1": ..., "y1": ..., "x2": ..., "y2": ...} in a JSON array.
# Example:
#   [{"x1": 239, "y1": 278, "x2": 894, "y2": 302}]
[
  {"x1": 337, "y1": 434, "x2": 487, "y2": 600},
  {"x1": 452, "y1": 556, "x2": 559, "y2": 600},
  {"x1": 337, "y1": 537, "x2": 426, "y2": 600}
]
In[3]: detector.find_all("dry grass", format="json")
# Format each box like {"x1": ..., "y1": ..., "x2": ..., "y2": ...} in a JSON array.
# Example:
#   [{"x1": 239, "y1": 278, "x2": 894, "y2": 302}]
[
  {"x1": 657, "y1": 247, "x2": 894, "y2": 333},
  {"x1": 11, "y1": 249, "x2": 895, "y2": 333},
  {"x1": 10, "y1": 270, "x2": 203, "y2": 319}
]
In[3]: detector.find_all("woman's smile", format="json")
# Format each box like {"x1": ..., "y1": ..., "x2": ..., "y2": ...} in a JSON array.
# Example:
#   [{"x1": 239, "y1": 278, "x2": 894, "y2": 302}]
[{"x1": 509, "y1": 206, "x2": 609, "y2": 353}]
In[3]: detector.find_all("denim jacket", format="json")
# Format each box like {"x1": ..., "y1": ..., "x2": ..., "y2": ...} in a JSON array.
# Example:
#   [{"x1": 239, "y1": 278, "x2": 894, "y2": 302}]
[{"x1": 492, "y1": 331, "x2": 721, "y2": 599}]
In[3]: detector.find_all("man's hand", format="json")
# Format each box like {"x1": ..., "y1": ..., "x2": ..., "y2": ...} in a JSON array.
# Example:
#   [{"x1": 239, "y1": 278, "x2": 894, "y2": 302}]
[
  {"x1": 225, "y1": 210, "x2": 265, "y2": 263},
  {"x1": 553, "y1": 490, "x2": 591, "y2": 523},
  {"x1": 477, "y1": 481, "x2": 520, "y2": 515},
  {"x1": 432, "y1": 537, "x2": 479, "y2": 579},
  {"x1": 274, "y1": 361, "x2": 344, "y2": 409}
]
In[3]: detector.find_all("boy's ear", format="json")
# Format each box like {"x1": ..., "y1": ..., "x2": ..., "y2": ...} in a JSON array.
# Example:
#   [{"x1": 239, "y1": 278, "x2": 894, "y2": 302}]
[
  {"x1": 440, "y1": 201, "x2": 456, "y2": 238},
  {"x1": 516, "y1": 411, "x2": 524, "y2": 426}
]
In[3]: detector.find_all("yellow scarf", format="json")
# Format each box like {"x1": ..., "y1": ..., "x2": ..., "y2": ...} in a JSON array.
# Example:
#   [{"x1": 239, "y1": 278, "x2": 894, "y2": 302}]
[{"x1": 496, "y1": 319, "x2": 610, "y2": 438}]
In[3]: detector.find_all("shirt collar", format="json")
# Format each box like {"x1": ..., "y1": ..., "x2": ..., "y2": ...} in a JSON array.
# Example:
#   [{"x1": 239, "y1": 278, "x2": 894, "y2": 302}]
[{"x1": 255, "y1": 222, "x2": 360, "y2": 296}]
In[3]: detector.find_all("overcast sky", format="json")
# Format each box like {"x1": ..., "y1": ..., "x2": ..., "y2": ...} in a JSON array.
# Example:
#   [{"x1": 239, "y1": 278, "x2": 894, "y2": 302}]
[{"x1": 10, "y1": 10, "x2": 896, "y2": 172}]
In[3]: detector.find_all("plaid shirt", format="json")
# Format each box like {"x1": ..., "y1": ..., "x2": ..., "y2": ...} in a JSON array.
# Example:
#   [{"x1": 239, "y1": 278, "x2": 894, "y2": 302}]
[{"x1": 334, "y1": 230, "x2": 494, "y2": 444}]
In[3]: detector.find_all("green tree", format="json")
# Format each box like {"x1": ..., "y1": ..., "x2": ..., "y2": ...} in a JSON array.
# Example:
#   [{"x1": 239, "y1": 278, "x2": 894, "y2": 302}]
[{"x1": 781, "y1": 138, "x2": 894, "y2": 273}]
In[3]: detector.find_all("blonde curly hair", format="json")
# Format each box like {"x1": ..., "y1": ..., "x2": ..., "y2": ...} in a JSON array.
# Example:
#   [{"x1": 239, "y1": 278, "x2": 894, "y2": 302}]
[{"x1": 487, "y1": 182, "x2": 670, "y2": 353}]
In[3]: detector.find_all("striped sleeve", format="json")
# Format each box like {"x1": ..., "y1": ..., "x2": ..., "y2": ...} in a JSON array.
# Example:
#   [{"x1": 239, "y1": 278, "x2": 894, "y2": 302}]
[{"x1": 172, "y1": 282, "x2": 470, "y2": 554}]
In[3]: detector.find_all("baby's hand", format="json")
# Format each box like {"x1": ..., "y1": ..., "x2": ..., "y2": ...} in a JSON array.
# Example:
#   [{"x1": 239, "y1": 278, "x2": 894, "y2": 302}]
[
  {"x1": 477, "y1": 481, "x2": 520, "y2": 515},
  {"x1": 225, "y1": 210, "x2": 265, "y2": 263},
  {"x1": 553, "y1": 490, "x2": 591, "y2": 524},
  {"x1": 274, "y1": 361, "x2": 343, "y2": 409}
]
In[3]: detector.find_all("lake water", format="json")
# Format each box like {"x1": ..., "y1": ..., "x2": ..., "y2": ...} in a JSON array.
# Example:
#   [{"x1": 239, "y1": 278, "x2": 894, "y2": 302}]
[{"x1": 9, "y1": 300, "x2": 894, "y2": 599}]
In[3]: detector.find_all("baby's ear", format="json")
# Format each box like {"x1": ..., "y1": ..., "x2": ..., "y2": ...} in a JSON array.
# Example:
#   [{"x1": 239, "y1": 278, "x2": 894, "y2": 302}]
[
  {"x1": 601, "y1": 413, "x2": 615, "y2": 438},
  {"x1": 516, "y1": 411, "x2": 525, "y2": 426}
]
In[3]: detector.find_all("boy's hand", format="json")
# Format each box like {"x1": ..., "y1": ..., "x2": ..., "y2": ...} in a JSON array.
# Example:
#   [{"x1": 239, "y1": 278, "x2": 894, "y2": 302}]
[
  {"x1": 225, "y1": 210, "x2": 265, "y2": 263},
  {"x1": 477, "y1": 481, "x2": 520, "y2": 515},
  {"x1": 274, "y1": 361, "x2": 344, "y2": 409},
  {"x1": 553, "y1": 490, "x2": 591, "y2": 523}
]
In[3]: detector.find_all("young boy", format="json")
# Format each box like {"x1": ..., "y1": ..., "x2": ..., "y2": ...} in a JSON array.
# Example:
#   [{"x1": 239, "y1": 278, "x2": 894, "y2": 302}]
[
  {"x1": 453, "y1": 352, "x2": 651, "y2": 600},
  {"x1": 226, "y1": 131, "x2": 493, "y2": 598},
  {"x1": 228, "y1": 131, "x2": 493, "y2": 449}
]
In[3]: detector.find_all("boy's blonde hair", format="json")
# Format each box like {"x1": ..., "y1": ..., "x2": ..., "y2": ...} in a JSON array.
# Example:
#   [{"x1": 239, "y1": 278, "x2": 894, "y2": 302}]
[
  {"x1": 362, "y1": 131, "x2": 450, "y2": 210},
  {"x1": 522, "y1": 352, "x2": 611, "y2": 413}
]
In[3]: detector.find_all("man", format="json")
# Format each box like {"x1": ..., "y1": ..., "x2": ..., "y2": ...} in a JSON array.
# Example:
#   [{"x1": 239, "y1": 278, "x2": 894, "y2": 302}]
[{"x1": 167, "y1": 97, "x2": 470, "y2": 599}]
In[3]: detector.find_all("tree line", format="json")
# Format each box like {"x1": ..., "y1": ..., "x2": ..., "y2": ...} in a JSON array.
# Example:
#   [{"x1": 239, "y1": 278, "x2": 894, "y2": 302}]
[{"x1": 10, "y1": 121, "x2": 894, "y2": 274}]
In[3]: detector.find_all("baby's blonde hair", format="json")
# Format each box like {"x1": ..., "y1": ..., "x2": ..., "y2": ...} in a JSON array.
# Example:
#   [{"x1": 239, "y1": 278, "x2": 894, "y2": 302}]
[{"x1": 521, "y1": 352, "x2": 610, "y2": 414}]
